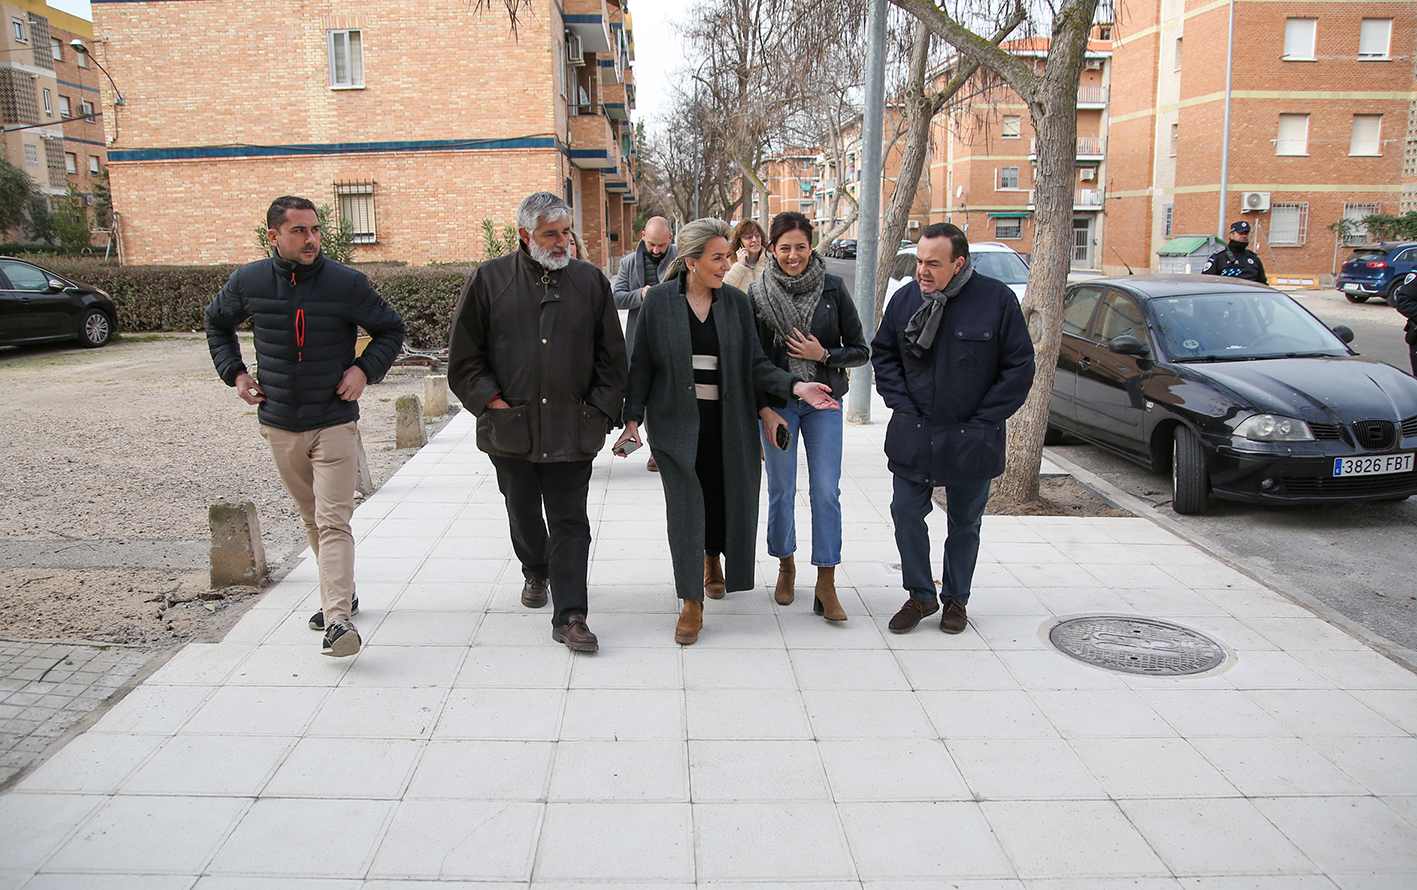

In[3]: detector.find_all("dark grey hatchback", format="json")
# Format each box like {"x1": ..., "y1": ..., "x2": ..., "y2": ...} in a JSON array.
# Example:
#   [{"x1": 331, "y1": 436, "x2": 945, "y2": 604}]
[
  {"x1": 0, "y1": 257, "x2": 117, "y2": 348},
  {"x1": 1047, "y1": 275, "x2": 1417, "y2": 514}
]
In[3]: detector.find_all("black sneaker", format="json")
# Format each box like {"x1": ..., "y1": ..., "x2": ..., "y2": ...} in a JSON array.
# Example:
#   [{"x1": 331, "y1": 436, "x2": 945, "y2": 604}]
[
  {"x1": 321, "y1": 618, "x2": 361, "y2": 658},
  {"x1": 309, "y1": 597, "x2": 359, "y2": 631}
]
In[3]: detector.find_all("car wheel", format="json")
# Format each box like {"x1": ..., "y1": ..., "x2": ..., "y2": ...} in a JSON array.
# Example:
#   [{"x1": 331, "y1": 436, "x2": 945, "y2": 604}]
[
  {"x1": 1171, "y1": 426, "x2": 1211, "y2": 515},
  {"x1": 80, "y1": 308, "x2": 112, "y2": 347},
  {"x1": 1385, "y1": 280, "x2": 1403, "y2": 305},
  {"x1": 1344, "y1": 291, "x2": 1370, "y2": 303},
  {"x1": 1043, "y1": 424, "x2": 1064, "y2": 446}
]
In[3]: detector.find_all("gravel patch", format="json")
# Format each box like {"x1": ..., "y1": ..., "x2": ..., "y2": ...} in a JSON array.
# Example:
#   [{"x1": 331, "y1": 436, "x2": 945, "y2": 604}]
[{"x1": 0, "y1": 333, "x2": 457, "y2": 646}]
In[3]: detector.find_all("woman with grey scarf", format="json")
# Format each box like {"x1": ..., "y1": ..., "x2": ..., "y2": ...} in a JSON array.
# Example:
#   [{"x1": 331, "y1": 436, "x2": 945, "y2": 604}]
[{"x1": 749, "y1": 212, "x2": 870, "y2": 621}]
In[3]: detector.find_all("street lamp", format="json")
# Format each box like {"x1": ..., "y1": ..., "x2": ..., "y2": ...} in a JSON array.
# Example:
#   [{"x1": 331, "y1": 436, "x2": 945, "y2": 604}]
[{"x1": 69, "y1": 40, "x2": 125, "y2": 106}]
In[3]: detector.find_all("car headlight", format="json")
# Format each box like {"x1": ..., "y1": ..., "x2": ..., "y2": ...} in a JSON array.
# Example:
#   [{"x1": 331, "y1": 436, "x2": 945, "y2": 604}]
[{"x1": 1234, "y1": 414, "x2": 1314, "y2": 442}]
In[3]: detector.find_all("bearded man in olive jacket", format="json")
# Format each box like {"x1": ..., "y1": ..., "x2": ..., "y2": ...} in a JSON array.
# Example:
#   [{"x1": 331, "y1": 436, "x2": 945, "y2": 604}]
[{"x1": 447, "y1": 192, "x2": 628, "y2": 653}]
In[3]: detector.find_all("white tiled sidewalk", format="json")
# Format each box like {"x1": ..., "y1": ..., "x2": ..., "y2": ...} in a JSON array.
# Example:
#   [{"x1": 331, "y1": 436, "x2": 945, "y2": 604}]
[{"x1": 3, "y1": 398, "x2": 1417, "y2": 888}]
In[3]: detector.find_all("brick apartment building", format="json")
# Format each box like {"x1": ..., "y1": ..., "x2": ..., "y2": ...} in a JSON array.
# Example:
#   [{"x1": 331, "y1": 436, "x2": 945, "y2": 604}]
[
  {"x1": 813, "y1": 111, "x2": 931, "y2": 244},
  {"x1": 0, "y1": 1, "x2": 106, "y2": 234},
  {"x1": 1108, "y1": 0, "x2": 1414, "y2": 280},
  {"x1": 91, "y1": 0, "x2": 640, "y2": 268},
  {"x1": 756, "y1": 152, "x2": 819, "y2": 221}
]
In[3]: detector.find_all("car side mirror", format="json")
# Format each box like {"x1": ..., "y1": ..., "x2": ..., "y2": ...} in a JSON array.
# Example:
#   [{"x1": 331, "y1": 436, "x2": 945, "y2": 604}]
[
  {"x1": 1108, "y1": 335, "x2": 1150, "y2": 356},
  {"x1": 46, "y1": 279, "x2": 65, "y2": 293},
  {"x1": 1331, "y1": 325, "x2": 1354, "y2": 344}
]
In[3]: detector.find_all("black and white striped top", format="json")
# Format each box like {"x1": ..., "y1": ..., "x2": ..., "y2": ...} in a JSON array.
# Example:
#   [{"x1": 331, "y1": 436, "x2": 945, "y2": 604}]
[{"x1": 687, "y1": 298, "x2": 720, "y2": 401}]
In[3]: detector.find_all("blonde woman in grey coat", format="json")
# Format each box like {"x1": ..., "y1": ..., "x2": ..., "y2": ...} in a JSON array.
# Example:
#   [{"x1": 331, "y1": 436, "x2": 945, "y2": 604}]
[{"x1": 613, "y1": 218, "x2": 839, "y2": 645}]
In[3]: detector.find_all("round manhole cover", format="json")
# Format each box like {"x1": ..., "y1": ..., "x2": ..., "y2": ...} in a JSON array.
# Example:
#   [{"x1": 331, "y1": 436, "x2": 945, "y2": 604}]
[{"x1": 1049, "y1": 616, "x2": 1227, "y2": 676}]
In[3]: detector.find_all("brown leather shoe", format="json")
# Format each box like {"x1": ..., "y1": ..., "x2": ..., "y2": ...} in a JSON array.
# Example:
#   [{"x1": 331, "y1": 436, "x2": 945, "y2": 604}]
[
  {"x1": 674, "y1": 599, "x2": 704, "y2": 645},
  {"x1": 520, "y1": 576, "x2": 549, "y2": 608},
  {"x1": 813, "y1": 566, "x2": 847, "y2": 621},
  {"x1": 704, "y1": 553, "x2": 726, "y2": 599},
  {"x1": 888, "y1": 597, "x2": 939, "y2": 633},
  {"x1": 774, "y1": 555, "x2": 795, "y2": 605},
  {"x1": 552, "y1": 615, "x2": 598, "y2": 652},
  {"x1": 647, "y1": 456, "x2": 659, "y2": 472},
  {"x1": 939, "y1": 599, "x2": 968, "y2": 634}
]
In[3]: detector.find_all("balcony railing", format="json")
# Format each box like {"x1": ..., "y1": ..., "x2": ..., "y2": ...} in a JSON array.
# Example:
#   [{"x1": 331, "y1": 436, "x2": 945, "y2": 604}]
[
  {"x1": 1077, "y1": 85, "x2": 1108, "y2": 105},
  {"x1": 1027, "y1": 188, "x2": 1105, "y2": 207},
  {"x1": 1029, "y1": 137, "x2": 1106, "y2": 158}
]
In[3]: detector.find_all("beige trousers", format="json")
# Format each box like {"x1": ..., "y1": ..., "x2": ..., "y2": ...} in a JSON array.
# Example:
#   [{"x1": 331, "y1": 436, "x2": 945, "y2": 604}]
[{"x1": 261, "y1": 421, "x2": 358, "y2": 624}]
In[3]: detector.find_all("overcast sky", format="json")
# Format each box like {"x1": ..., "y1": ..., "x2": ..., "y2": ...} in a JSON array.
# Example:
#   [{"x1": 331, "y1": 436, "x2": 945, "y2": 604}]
[{"x1": 47, "y1": 0, "x2": 91, "y2": 19}]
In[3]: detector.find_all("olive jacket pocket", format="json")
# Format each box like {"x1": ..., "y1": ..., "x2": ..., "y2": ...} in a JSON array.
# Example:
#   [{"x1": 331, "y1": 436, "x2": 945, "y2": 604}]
[
  {"x1": 577, "y1": 405, "x2": 611, "y2": 454},
  {"x1": 477, "y1": 402, "x2": 531, "y2": 455}
]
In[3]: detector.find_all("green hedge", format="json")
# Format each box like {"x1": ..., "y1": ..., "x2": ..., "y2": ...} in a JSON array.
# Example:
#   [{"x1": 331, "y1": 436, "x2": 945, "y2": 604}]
[{"x1": 31, "y1": 258, "x2": 474, "y2": 349}]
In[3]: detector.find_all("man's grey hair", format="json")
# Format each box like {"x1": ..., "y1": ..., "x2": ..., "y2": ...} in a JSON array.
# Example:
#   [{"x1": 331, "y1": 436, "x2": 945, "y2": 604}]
[
  {"x1": 517, "y1": 191, "x2": 573, "y2": 232},
  {"x1": 665, "y1": 217, "x2": 731, "y2": 279}
]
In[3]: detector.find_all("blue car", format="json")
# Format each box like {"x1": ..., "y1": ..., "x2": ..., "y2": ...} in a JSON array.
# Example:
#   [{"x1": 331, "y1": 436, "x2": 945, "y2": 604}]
[{"x1": 1335, "y1": 241, "x2": 1417, "y2": 304}]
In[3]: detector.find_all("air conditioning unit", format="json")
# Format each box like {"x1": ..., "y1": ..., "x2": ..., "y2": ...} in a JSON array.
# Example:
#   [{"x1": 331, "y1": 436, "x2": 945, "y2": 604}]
[
  {"x1": 1085, "y1": 58, "x2": 1102, "y2": 69},
  {"x1": 566, "y1": 33, "x2": 585, "y2": 66},
  {"x1": 1241, "y1": 191, "x2": 1270, "y2": 212},
  {"x1": 1080, "y1": 168, "x2": 1095, "y2": 181}
]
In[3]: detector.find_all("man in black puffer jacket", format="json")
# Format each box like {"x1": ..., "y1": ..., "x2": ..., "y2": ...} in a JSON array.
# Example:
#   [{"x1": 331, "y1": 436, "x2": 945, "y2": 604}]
[{"x1": 205, "y1": 196, "x2": 405, "y2": 658}]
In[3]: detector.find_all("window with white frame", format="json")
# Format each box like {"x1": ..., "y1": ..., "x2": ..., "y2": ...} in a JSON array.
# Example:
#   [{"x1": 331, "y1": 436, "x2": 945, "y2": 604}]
[
  {"x1": 335, "y1": 181, "x2": 377, "y2": 243},
  {"x1": 1174, "y1": 37, "x2": 1182, "y2": 70},
  {"x1": 23, "y1": 144, "x2": 37, "y2": 167},
  {"x1": 327, "y1": 29, "x2": 364, "y2": 89},
  {"x1": 1350, "y1": 114, "x2": 1382, "y2": 156},
  {"x1": 1001, "y1": 115, "x2": 1021, "y2": 138},
  {"x1": 1269, "y1": 202, "x2": 1308, "y2": 245},
  {"x1": 998, "y1": 166, "x2": 1020, "y2": 189},
  {"x1": 1359, "y1": 19, "x2": 1391, "y2": 59},
  {"x1": 1163, "y1": 203, "x2": 1174, "y2": 237},
  {"x1": 49, "y1": 37, "x2": 61, "y2": 60},
  {"x1": 58, "y1": 95, "x2": 70, "y2": 118},
  {"x1": 1283, "y1": 18, "x2": 1316, "y2": 60},
  {"x1": 1170, "y1": 123, "x2": 1178, "y2": 156},
  {"x1": 42, "y1": 88, "x2": 50, "y2": 116},
  {"x1": 1276, "y1": 113, "x2": 1309, "y2": 155},
  {"x1": 995, "y1": 218, "x2": 1022, "y2": 239},
  {"x1": 11, "y1": 19, "x2": 26, "y2": 42},
  {"x1": 1342, "y1": 203, "x2": 1380, "y2": 245},
  {"x1": 75, "y1": 49, "x2": 87, "y2": 68},
  {"x1": 64, "y1": 152, "x2": 75, "y2": 174},
  {"x1": 78, "y1": 99, "x2": 94, "y2": 120},
  {"x1": 88, "y1": 155, "x2": 99, "y2": 174}
]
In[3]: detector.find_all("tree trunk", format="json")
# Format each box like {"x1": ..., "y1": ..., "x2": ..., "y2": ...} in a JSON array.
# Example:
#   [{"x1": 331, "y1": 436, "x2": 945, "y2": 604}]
[{"x1": 992, "y1": 10, "x2": 1096, "y2": 505}]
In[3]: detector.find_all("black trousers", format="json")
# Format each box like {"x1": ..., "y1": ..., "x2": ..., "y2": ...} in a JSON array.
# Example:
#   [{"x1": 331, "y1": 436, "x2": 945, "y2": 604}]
[
  {"x1": 490, "y1": 456, "x2": 593, "y2": 627},
  {"x1": 696, "y1": 400, "x2": 726, "y2": 558}
]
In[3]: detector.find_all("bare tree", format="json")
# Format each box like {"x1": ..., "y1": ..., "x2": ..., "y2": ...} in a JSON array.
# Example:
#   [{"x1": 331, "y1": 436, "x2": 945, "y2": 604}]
[{"x1": 890, "y1": 0, "x2": 1102, "y2": 504}]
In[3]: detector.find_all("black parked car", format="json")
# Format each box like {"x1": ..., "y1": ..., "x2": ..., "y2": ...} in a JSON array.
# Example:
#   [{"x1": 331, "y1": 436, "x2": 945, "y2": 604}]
[
  {"x1": 1047, "y1": 276, "x2": 1417, "y2": 514},
  {"x1": 835, "y1": 238, "x2": 857, "y2": 259},
  {"x1": 0, "y1": 257, "x2": 116, "y2": 348}
]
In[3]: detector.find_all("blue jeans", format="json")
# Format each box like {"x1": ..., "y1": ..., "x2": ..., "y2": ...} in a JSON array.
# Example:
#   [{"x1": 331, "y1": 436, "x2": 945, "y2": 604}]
[
  {"x1": 761, "y1": 400, "x2": 844, "y2": 567},
  {"x1": 891, "y1": 475, "x2": 992, "y2": 604}
]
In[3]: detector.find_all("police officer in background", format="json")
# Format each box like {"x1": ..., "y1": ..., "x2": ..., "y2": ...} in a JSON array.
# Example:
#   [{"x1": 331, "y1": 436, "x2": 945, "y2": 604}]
[
  {"x1": 1202, "y1": 220, "x2": 1267, "y2": 283},
  {"x1": 1392, "y1": 271, "x2": 1417, "y2": 377}
]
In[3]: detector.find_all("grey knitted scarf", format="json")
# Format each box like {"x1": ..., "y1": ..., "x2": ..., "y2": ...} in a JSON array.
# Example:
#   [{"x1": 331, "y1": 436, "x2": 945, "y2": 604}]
[
  {"x1": 902, "y1": 257, "x2": 974, "y2": 358},
  {"x1": 749, "y1": 252, "x2": 828, "y2": 381}
]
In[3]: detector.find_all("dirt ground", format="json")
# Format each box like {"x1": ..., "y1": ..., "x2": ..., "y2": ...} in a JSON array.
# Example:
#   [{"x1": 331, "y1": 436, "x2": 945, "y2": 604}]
[
  {"x1": 0, "y1": 335, "x2": 1126, "y2": 647},
  {"x1": 0, "y1": 334, "x2": 454, "y2": 646}
]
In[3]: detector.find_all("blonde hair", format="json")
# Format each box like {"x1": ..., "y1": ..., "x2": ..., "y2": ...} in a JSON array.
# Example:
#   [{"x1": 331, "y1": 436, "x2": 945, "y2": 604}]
[{"x1": 665, "y1": 217, "x2": 731, "y2": 279}]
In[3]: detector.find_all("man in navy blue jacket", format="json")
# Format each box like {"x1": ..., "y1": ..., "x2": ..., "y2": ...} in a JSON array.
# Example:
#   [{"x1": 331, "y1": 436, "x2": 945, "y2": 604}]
[{"x1": 871, "y1": 223, "x2": 1034, "y2": 635}]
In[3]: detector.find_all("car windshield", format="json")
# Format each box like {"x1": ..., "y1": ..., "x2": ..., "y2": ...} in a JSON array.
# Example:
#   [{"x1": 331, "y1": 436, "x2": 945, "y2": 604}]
[
  {"x1": 972, "y1": 250, "x2": 1030, "y2": 285},
  {"x1": 1151, "y1": 291, "x2": 1349, "y2": 361}
]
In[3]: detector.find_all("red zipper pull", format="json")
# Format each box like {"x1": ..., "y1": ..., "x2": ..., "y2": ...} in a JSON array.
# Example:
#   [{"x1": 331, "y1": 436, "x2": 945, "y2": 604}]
[{"x1": 296, "y1": 308, "x2": 305, "y2": 362}]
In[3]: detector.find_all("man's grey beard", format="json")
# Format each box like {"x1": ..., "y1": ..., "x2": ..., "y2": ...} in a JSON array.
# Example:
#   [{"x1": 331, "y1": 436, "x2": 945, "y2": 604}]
[{"x1": 529, "y1": 240, "x2": 570, "y2": 270}]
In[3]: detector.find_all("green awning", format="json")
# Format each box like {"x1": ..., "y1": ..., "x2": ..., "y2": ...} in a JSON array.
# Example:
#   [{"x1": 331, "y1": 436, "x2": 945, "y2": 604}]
[
  {"x1": 987, "y1": 211, "x2": 1031, "y2": 218},
  {"x1": 1158, "y1": 236, "x2": 1212, "y2": 255}
]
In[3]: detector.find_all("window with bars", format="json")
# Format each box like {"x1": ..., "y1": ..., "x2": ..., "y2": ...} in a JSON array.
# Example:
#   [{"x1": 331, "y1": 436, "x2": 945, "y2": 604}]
[
  {"x1": 1269, "y1": 203, "x2": 1308, "y2": 245},
  {"x1": 994, "y1": 218, "x2": 1022, "y2": 239},
  {"x1": 328, "y1": 30, "x2": 365, "y2": 89},
  {"x1": 1163, "y1": 203, "x2": 1174, "y2": 237},
  {"x1": 335, "y1": 181, "x2": 376, "y2": 244},
  {"x1": 1342, "y1": 203, "x2": 1380, "y2": 245},
  {"x1": 998, "y1": 166, "x2": 1020, "y2": 189}
]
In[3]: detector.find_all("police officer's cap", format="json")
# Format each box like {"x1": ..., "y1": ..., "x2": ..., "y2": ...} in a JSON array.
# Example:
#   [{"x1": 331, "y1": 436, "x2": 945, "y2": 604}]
[{"x1": 1229, "y1": 220, "x2": 1251, "y2": 234}]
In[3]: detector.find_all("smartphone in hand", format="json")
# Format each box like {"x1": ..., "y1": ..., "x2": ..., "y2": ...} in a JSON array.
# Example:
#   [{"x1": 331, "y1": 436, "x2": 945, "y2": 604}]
[
  {"x1": 774, "y1": 424, "x2": 791, "y2": 451},
  {"x1": 612, "y1": 439, "x2": 642, "y2": 456}
]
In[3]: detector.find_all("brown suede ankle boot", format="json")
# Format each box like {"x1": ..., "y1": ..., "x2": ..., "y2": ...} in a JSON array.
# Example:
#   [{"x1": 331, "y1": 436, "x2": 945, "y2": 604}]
[
  {"x1": 675, "y1": 599, "x2": 704, "y2": 645},
  {"x1": 813, "y1": 566, "x2": 847, "y2": 621},
  {"x1": 704, "y1": 553, "x2": 726, "y2": 599},
  {"x1": 774, "y1": 555, "x2": 796, "y2": 605}
]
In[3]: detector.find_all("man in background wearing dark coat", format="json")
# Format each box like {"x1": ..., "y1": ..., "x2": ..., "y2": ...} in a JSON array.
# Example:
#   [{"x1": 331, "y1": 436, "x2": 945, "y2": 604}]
[
  {"x1": 206, "y1": 196, "x2": 406, "y2": 658},
  {"x1": 448, "y1": 192, "x2": 628, "y2": 653},
  {"x1": 612, "y1": 216, "x2": 675, "y2": 471},
  {"x1": 871, "y1": 223, "x2": 1035, "y2": 636}
]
